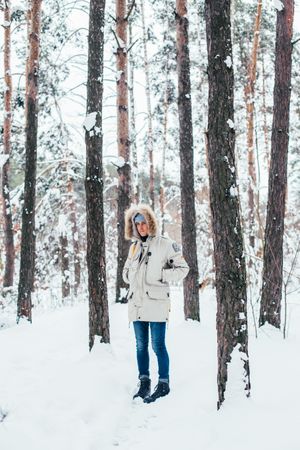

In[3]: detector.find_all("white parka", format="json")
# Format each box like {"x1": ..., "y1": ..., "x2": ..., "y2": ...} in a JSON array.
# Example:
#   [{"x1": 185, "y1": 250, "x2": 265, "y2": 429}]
[{"x1": 122, "y1": 204, "x2": 189, "y2": 322}]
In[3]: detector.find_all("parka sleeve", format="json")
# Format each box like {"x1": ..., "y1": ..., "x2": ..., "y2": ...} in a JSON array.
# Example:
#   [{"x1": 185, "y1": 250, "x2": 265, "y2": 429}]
[
  {"x1": 122, "y1": 241, "x2": 137, "y2": 284},
  {"x1": 161, "y1": 240, "x2": 189, "y2": 283},
  {"x1": 122, "y1": 256, "x2": 130, "y2": 284}
]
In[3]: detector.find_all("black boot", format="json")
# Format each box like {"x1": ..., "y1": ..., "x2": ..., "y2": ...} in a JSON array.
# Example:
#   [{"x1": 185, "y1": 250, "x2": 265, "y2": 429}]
[
  {"x1": 143, "y1": 381, "x2": 170, "y2": 403},
  {"x1": 133, "y1": 377, "x2": 151, "y2": 400}
]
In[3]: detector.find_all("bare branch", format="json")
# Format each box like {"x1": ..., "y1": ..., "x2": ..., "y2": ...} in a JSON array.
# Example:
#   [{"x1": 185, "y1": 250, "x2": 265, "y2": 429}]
[
  {"x1": 292, "y1": 37, "x2": 300, "y2": 46},
  {"x1": 127, "y1": 38, "x2": 139, "y2": 53},
  {"x1": 125, "y1": 0, "x2": 136, "y2": 21},
  {"x1": 111, "y1": 28, "x2": 121, "y2": 47},
  {"x1": 108, "y1": 13, "x2": 117, "y2": 23}
]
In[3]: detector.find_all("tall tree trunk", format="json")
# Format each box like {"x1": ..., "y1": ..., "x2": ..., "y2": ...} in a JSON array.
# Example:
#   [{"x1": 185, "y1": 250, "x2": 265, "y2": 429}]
[
  {"x1": 17, "y1": 0, "x2": 42, "y2": 322},
  {"x1": 140, "y1": 0, "x2": 155, "y2": 209},
  {"x1": 245, "y1": 0, "x2": 262, "y2": 252},
  {"x1": 128, "y1": 15, "x2": 139, "y2": 204},
  {"x1": 259, "y1": 0, "x2": 294, "y2": 329},
  {"x1": 2, "y1": 1, "x2": 15, "y2": 288},
  {"x1": 67, "y1": 176, "x2": 81, "y2": 296},
  {"x1": 176, "y1": 0, "x2": 200, "y2": 321},
  {"x1": 115, "y1": 0, "x2": 132, "y2": 303},
  {"x1": 205, "y1": 0, "x2": 251, "y2": 408},
  {"x1": 85, "y1": 0, "x2": 110, "y2": 349}
]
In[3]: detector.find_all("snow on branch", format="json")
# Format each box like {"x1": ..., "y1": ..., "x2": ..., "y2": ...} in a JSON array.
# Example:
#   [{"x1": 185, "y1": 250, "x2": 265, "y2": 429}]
[{"x1": 112, "y1": 156, "x2": 126, "y2": 168}]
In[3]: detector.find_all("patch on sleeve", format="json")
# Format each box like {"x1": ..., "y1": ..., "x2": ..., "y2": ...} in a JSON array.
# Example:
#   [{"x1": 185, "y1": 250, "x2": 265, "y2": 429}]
[{"x1": 172, "y1": 242, "x2": 181, "y2": 252}]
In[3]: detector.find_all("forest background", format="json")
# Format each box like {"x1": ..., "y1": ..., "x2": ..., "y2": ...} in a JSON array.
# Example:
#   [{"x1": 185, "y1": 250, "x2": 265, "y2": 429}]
[{"x1": 0, "y1": 0, "x2": 299, "y2": 308}]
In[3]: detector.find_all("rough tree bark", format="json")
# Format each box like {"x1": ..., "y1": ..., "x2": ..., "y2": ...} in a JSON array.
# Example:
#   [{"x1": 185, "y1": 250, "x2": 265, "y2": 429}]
[
  {"x1": 2, "y1": 0, "x2": 15, "y2": 288},
  {"x1": 115, "y1": 0, "x2": 132, "y2": 303},
  {"x1": 85, "y1": 0, "x2": 110, "y2": 349},
  {"x1": 140, "y1": 0, "x2": 155, "y2": 210},
  {"x1": 205, "y1": 0, "x2": 251, "y2": 408},
  {"x1": 25, "y1": 0, "x2": 32, "y2": 116},
  {"x1": 17, "y1": 0, "x2": 42, "y2": 321},
  {"x1": 245, "y1": 0, "x2": 262, "y2": 252},
  {"x1": 259, "y1": 0, "x2": 294, "y2": 328},
  {"x1": 176, "y1": 0, "x2": 200, "y2": 321}
]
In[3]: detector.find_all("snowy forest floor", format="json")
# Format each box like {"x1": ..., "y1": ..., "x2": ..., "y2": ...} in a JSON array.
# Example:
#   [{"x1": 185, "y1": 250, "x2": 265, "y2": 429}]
[{"x1": 1, "y1": 287, "x2": 300, "y2": 450}]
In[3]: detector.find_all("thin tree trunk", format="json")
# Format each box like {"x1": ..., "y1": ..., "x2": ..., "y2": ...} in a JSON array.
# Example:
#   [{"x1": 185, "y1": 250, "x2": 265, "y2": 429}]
[
  {"x1": 160, "y1": 0, "x2": 171, "y2": 236},
  {"x1": 17, "y1": 0, "x2": 42, "y2": 322},
  {"x1": 128, "y1": 15, "x2": 139, "y2": 204},
  {"x1": 67, "y1": 176, "x2": 81, "y2": 296},
  {"x1": 159, "y1": 79, "x2": 168, "y2": 236},
  {"x1": 245, "y1": 0, "x2": 262, "y2": 252},
  {"x1": 85, "y1": 0, "x2": 110, "y2": 349},
  {"x1": 2, "y1": 0, "x2": 15, "y2": 288},
  {"x1": 176, "y1": 0, "x2": 200, "y2": 321},
  {"x1": 115, "y1": 0, "x2": 132, "y2": 303},
  {"x1": 59, "y1": 228, "x2": 70, "y2": 300},
  {"x1": 140, "y1": 0, "x2": 155, "y2": 210},
  {"x1": 159, "y1": 0, "x2": 170, "y2": 236},
  {"x1": 259, "y1": 0, "x2": 294, "y2": 329},
  {"x1": 205, "y1": 0, "x2": 251, "y2": 408}
]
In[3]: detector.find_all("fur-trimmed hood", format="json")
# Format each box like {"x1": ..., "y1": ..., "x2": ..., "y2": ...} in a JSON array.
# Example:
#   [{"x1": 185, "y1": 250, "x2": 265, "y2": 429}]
[{"x1": 124, "y1": 204, "x2": 158, "y2": 240}]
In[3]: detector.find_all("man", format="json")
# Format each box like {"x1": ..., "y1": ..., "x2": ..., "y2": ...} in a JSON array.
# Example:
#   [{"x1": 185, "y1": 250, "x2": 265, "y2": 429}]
[{"x1": 123, "y1": 204, "x2": 189, "y2": 403}]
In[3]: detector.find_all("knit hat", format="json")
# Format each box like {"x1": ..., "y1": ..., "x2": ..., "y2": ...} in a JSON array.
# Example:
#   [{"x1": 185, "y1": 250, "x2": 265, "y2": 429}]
[{"x1": 134, "y1": 213, "x2": 146, "y2": 224}]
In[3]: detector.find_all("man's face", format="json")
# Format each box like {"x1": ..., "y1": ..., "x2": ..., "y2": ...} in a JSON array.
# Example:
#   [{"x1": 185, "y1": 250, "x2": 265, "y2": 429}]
[{"x1": 136, "y1": 221, "x2": 149, "y2": 237}]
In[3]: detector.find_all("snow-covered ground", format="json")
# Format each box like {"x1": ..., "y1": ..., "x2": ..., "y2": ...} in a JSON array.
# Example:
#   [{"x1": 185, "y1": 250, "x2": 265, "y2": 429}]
[{"x1": 1, "y1": 287, "x2": 300, "y2": 450}]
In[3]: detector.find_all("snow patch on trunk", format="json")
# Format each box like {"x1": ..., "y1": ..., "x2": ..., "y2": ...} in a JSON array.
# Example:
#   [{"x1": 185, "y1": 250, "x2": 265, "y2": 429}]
[
  {"x1": 224, "y1": 56, "x2": 232, "y2": 68},
  {"x1": 227, "y1": 119, "x2": 235, "y2": 129},
  {"x1": 274, "y1": 0, "x2": 284, "y2": 11},
  {"x1": 225, "y1": 344, "x2": 249, "y2": 403},
  {"x1": 83, "y1": 112, "x2": 97, "y2": 132},
  {"x1": 0, "y1": 155, "x2": 9, "y2": 168}
]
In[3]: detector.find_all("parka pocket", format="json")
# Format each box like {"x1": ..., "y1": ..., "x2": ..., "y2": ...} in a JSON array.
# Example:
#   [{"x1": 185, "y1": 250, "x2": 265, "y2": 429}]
[
  {"x1": 145, "y1": 286, "x2": 170, "y2": 301},
  {"x1": 128, "y1": 259, "x2": 139, "y2": 284}
]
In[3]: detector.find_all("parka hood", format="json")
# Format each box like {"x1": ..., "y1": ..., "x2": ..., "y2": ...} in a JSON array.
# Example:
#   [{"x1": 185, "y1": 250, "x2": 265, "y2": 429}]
[{"x1": 124, "y1": 204, "x2": 158, "y2": 240}]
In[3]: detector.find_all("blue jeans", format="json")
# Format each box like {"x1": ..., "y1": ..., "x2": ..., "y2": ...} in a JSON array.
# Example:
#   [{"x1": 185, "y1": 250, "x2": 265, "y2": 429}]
[{"x1": 133, "y1": 321, "x2": 169, "y2": 382}]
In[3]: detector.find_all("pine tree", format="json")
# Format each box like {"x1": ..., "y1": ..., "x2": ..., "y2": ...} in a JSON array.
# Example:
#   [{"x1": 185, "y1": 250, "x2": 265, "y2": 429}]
[
  {"x1": 140, "y1": 0, "x2": 155, "y2": 210},
  {"x1": 176, "y1": 0, "x2": 200, "y2": 321},
  {"x1": 205, "y1": 0, "x2": 251, "y2": 408},
  {"x1": 259, "y1": 0, "x2": 295, "y2": 328},
  {"x1": 2, "y1": 0, "x2": 15, "y2": 288},
  {"x1": 115, "y1": 0, "x2": 132, "y2": 303},
  {"x1": 17, "y1": 0, "x2": 43, "y2": 321},
  {"x1": 85, "y1": 0, "x2": 110, "y2": 349},
  {"x1": 128, "y1": 5, "x2": 139, "y2": 204},
  {"x1": 245, "y1": 0, "x2": 263, "y2": 253}
]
